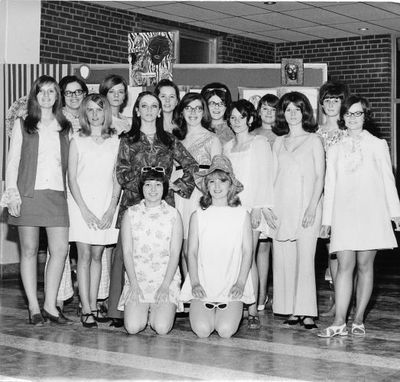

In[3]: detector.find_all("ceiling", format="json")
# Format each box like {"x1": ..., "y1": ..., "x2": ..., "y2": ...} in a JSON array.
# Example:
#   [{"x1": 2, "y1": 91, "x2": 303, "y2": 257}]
[{"x1": 91, "y1": 1, "x2": 400, "y2": 43}]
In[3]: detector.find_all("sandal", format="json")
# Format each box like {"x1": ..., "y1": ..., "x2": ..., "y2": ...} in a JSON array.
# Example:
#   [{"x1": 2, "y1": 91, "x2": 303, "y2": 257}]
[
  {"x1": 257, "y1": 296, "x2": 269, "y2": 311},
  {"x1": 317, "y1": 323, "x2": 348, "y2": 338},
  {"x1": 81, "y1": 313, "x2": 98, "y2": 328},
  {"x1": 351, "y1": 323, "x2": 365, "y2": 336},
  {"x1": 247, "y1": 315, "x2": 261, "y2": 330}
]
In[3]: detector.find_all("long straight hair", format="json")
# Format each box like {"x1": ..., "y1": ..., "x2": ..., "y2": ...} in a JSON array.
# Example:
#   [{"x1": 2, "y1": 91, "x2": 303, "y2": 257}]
[{"x1": 24, "y1": 75, "x2": 71, "y2": 134}]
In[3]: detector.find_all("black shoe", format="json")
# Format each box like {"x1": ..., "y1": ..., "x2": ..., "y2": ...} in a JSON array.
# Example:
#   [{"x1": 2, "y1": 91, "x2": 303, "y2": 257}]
[
  {"x1": 28, "y1": 310, "x2": 45, "y2": 326},
  {"x1": 42, "y1": 308, "x2": 69, "y2": 325},
  {"x1": 92, "y1": 309, "x2": 111, "y2": 323},
  {"x1": 57, "y1": 307, "x2": 72, "y2": 323},
  {"x1": 109, "y1": 318, "x2": 124, "y2": 328},
  {"x1": 283, "y1": 316, "x2": 300, "y2": 325},
  {"x1": 81, "y1": 313, "x2": 98, "y2": 328},
  {"x1": 301, "y1": 317, "x2": 318, "y2": 330}
]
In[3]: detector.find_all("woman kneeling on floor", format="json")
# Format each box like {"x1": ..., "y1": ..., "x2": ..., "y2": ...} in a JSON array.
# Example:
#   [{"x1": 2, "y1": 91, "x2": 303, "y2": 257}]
[
  {"x1": 118, "y1": 167, "x2": 183, "y2": 335},
  {"x1": 180, "y1": 155, "x2": 254, "y2": 338}
]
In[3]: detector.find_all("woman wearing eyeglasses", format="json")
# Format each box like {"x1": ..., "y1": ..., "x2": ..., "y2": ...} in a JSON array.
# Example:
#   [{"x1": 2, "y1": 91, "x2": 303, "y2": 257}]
[
  {"x1": 201, "y1": 82, "x2": 235, "y2": 145},
  {"x1": 180, "y1": 155, "x2": 254, "y2": 338},
  {"x1": 318, "y1": 95, "x2": 400, "y2": 338},
  {"x1": 223, "y1": 100, "x2": 273, "y2": 330},
  {"x1": 106, "y1": 91, "x2": 198, "y2": 328},
  {"x1": 173, "y1": 93, "x2": 222, "y2": 274},
  {"x1": 118, "y1": 167, "x2": 183, "y2": 334}
]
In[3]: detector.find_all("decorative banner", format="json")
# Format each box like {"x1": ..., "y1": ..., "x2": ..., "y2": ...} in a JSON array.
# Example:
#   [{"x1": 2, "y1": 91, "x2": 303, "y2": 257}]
[{"x1": 128, "y1": 32, "x2": 177, "y2": 87}]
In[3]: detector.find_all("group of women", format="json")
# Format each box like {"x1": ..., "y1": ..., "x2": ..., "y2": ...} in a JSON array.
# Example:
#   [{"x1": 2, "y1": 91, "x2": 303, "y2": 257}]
[{"x1": 2, "y1": 73, "x2": 400, "y2": 339}]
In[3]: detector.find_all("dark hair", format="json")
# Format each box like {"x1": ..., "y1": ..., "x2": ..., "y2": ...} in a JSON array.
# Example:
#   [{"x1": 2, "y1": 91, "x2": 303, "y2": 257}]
[
  {"x1": 123, "y1": 91, "x2": 173, "y2": 147},
  {"x1": 338, "y1": 94, "x2": 377, "y2": 135},
  {"x1": 138, "y1": 169, "x2": 169, "y2": 200},
  {"x1": 201, "y1": 82, "x2": 232, "y2": 121},
  {"x1": 251, "y1": 93, "x2": 279, "y2": 131},
  {"x1": 59, "y1": 75, "x2": 88, "y2": 107},
  {"x1": 99, "y1": 74, "x2": 129, "y2": 112},
  {"x1": 274, "y1": 91, "x2": 317, "y2": 135},
  {"x1": 79, "y1": 94, "x2": 114, "y2": 138},
  {"x1": 24, "y1": 75, "x2": 71, "y2": 134},
  {"x1": 199, "y1": 170, "x2": 241, "y2": 209},
  {"x1": 154, "y1": 79, "x2": 180, "y2": 102},
  {"x1": 227, "y1": 99, "x2": 256, "y2": 132},
  {"x1": 173, "y1": 93, "x2": 212, "y2": 140},
  {"x1": 319, "y1": 80, "x2": 350, "y2": 105}
]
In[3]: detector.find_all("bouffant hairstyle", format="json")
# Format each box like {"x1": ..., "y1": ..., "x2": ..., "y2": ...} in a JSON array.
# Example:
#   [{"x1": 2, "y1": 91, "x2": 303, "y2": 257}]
[
  {"x1": 59, "y1": 75, "x2": 88, "y2": 107},
  {"x1": 154, "y1": 79, "x2": 180, "y2": 103},
  {"x1": 251, "y1": 93, "x2": 279, "y2": 131},
  {"x1": 138, "y1": 168, "x2": 169, "y2": 200},
  {"x1": 201, "y1": 82, "x2": 232, "y2": 121},
  {"x1": 99, "y1": 74, "x2": 129, "y2": 112},
  {"x1": 227, "y1": 99, "x2": 256, "y2": 132}
]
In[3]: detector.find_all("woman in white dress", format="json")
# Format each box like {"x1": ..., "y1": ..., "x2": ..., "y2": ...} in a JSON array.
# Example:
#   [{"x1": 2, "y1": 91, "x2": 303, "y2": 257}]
[
  {"x1": 319, "y1": 95, "x2": 400, "y2": 337},
  {"x1": 68, "y1": 94, "x2": 121, "y2": 327},
  {"x1": 173, "y1": 93, "x2": 222, "y2": 274},
  {"x1": 180, "y1": 155, "x2": 254, "y2": 338},
  {"x1": 118, "y1": 168, "x2": 183, "y2": 335},
  {"x1": 224, "y1": 99, "x2": 273, "y2": 330}
]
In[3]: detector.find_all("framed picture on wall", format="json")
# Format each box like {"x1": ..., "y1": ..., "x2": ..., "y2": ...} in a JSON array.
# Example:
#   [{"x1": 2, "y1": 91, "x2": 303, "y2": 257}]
[
  {"x1": 238, "y1": 87, "x2": 278, "y2": 108},
  {"x1": 281, "y1": 58, "x2": 304, "y2": 86}
]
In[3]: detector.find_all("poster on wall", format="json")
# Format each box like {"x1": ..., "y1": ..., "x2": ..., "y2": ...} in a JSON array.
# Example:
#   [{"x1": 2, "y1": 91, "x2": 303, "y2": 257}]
[
  {"x1": 128, "y1": 31, "x2": 178, "y2": 87},
  {"x1": 238, "y1": 87, "x2": 278, "y2": 109}
]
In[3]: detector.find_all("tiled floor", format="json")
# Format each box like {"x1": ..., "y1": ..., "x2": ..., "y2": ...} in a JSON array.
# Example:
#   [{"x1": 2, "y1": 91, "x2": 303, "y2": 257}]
[{"x1": 1, "y1": 247, "x2": 400, "y2": 381}]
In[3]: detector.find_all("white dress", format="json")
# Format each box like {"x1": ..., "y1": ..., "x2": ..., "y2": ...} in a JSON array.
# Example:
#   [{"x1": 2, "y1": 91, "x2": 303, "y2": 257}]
[
  {"x1": 68, "y1": 134, "x2": 120, "y2": 245},
  {"x1": 323, "y1": 130, "x2": 400, "y2": 253},
  {"x1": 223, "y1": 135, "x2": 273, "y2": 233},
  {"x1": 180, "y1": 206, "x2": 255, "y2": 304}
]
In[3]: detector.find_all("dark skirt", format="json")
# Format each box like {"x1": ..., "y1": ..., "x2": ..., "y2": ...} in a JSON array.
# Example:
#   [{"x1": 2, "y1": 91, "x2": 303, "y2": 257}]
[{"x1": 8, "y1": 190, "x2": 69, "y2": 227}]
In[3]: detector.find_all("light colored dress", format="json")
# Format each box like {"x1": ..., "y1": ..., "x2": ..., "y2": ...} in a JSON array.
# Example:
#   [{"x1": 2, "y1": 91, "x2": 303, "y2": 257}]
[
  {"x1": 323, "y1": 130, "x2": 400, "y2": 253},
  {"x1": 118, "y1": 200, "x2": 181, "y2": 309},
  {"x1": 316, "y1": 125, "x2": 347, "y2": 151},
  {"x1": 68, "y1": 134, "x2": 120, "y2": 245},
  {"x1": 224, "y1": 135, "x2": 273, "y2": 234},
  {"x1": 252, "y1": 127, "x2": 277, "y2": 147},
  {"x1": 180, "y1": 206, "x2": 255, "y2": 304},
  {"x1": 175, "y1": 129, "x2": 221, "y2": 238}
]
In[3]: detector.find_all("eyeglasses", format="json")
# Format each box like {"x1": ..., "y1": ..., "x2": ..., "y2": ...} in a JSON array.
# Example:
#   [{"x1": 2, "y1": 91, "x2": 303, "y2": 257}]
[
  {"x1": 141, "y1": 166, "x2": 165, "y2": 175},
  {"x1": 344, "y1": 111, "x2": 364, "y2": 118},
  {"x1": 208, "y1": 101, "x2": 225, "y2": 108},
  {"x1": 184, "y1": 106, "x2": 203, "y2": 113},
  {"x1": 204, "y1": 302, "x2": 228, "y2": 310},
  {"x1": 64, "y1": 89, "x2": 85, "y2": 97}
]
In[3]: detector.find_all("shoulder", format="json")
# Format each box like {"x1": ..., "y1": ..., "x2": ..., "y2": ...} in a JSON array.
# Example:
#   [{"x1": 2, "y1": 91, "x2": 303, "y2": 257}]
[
  {"x1": 252, "y1": 134, "x2": 270, "y2": 146},
  {"x1": 223, "y1": 139, "x2": 234, "y2": 152},
  {"x1": 309, "y1": 133, "x2": 324, "y2": 148}
]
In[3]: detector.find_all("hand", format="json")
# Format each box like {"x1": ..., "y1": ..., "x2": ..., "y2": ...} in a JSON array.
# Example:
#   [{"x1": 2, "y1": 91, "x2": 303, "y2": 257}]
[
  {"x1": 302, "y1": 205, "x2": 316, "y2": 228},
  {"x1": 229, "y1": 282, "x2": 244, "y2": 300},
  {"x1": 169, "y1": 181, "x2": 180, "y2": 193},
  {"x1": 392, "y1": 217, "x2": 400, "y2": 231},
  {"x1": 154, "y1": 283, "x2": 170, "y2": 304},
  {"x1": 8, "y1": 200, "x2": 21, "y2": 217},
  {"x1": 320, "y1": 225, "x2": 331, "y2": 238},
  {"x1": 97, "y1": 208, "x2": 115, "y2": 230},
  {"x1": 81, "y1": 208, "x2": 101, "y2": 230},
  {"x1": 128, "y1": 284, "x2": 144, "y2": 304},
  {"x1": 263, "y1": 208, "x2": 278, "y2": 230},
  {"x1": 112, "y1": 117, "x2": 130, "y2": 135},
  {"x1": 250, "y1": 208, "x2": 261, "y2": 229},
  {"x1": 192, "y1": 283, "x2": 206, "y2": 299}
]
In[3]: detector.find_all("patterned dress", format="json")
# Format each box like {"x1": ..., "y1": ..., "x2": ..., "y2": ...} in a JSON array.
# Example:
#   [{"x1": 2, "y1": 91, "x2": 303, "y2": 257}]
[
  {"x1": 118, "y1": 200, "x2": 182, "y2": 309},
  {"x1": 316, "y1": 125, "x2": 347, "y2": 151}
]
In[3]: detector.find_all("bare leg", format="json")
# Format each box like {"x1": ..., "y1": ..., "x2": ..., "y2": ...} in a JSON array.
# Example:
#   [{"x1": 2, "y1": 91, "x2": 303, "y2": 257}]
[
  {"x1": 149, "y1": 303, "x2": 176, "y2": 335},
  {"x1": 247, "y1": 231, "x2": 261, "y2": 318},
  {"x1": 18, "y1": 227, "x2": 40, "y2": 314},
  {"x1": 43, "y1": 227, "x2": 69, "y2": 316},
  {"x1": 332, "y1": 251, "x2": 356, "y2": 326},
  {"x1": 189, "y1": 300, "x2": 215, "y2": 338},
  {"x1": 124, "y1": 302, "x2": 149, "y2": 334},
  {"x1": 90, "y1": 245, "x2": 105, "y2": 312},
  {"x1": 353, "y1": 250, "x2": 376, "y2": 324},
  {"x1": 215, "y1": 301, "x2": 243, "y2": 338},
  {"x1": 180, "y1": 239, "x2": 188, "y2": 279},
  {"x1": 256, "y1": 239, "x2": 271, "y2": 308}
]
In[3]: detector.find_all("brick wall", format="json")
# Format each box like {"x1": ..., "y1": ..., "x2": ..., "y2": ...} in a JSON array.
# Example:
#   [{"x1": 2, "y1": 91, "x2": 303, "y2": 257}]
[{"x1": 275, "y1": 35, "x2": 392, "y2": 142}]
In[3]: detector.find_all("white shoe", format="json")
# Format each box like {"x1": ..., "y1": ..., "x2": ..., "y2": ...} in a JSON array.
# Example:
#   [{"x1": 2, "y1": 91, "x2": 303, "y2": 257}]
[{"x1": 257, "y1": 296, "x2": 269, "y2": 311}]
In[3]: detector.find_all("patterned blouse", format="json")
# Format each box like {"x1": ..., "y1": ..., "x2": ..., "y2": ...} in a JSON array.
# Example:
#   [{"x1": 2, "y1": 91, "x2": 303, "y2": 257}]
[
  {"x1": 116, "y1": 131, "x2": 198, "y2": 226},
  {"x1": 316, "y1": 125, "x2": 347, "y2": 151}
]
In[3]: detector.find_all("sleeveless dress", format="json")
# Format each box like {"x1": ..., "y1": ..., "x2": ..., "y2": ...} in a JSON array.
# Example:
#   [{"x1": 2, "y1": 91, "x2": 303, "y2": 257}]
[
  {"x1": 175, "y1": 129, "x2": 220, "y2": 238},
  {"x1": 68, "y1": 134, "x2": 120, "y2": 245},
  {"x1": 180, "y1": 206, "x2": 255, "y2": 304},
  {"x1": 118, "y1": 200, "x2": 182, "y2": 309}
]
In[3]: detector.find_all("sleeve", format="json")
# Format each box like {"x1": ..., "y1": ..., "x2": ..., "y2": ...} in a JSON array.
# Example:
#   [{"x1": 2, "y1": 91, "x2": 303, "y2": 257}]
[
  {"x1": 378, "y1": 139, "x2": 400, "y2": 217},
  {"x1": 116, "y1": 137, "x2": 137, "y2": 191},
  {"x1": 171, "y1": 138, "x2": 199, "y2": 199},
  {"x1": 249, "y1": 136, "x2": 274, "y2": 209},
  {"x1": 322, "y1": 145, "x2": 338, "y2": 226}
]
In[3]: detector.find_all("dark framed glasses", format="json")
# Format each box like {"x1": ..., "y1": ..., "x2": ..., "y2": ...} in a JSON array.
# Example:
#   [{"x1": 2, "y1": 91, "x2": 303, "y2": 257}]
[
  {"x1": 204, "y1": 302, "x2": 228, "y2": 310},
  {"x1": 64, "y1": 89, "x2": 85, "y2": 97},
  {"x1": 141, "y1": 166, "x2": 165, "y2": 175}
]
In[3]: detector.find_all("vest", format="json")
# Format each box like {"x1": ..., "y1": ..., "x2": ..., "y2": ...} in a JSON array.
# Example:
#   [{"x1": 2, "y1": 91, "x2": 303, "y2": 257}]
[{"x1": 17, "y1": 119, "x2": 69, "y2": 198}]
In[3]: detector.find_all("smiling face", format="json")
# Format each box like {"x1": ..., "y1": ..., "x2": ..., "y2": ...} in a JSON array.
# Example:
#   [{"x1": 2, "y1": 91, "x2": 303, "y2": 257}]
[
  {"x1": 37, "y1": 83, "x2": 57, "y2": 109},
  {"x1": 183, "y1": 99, "x2": 204, "y2": 128},
  {"x1": 107, "y1": 83, "x2": 126, "y2": 109},
  {"x1": 284, "y1": 102, "x2": 303, "y2": 128},
  {"x1": 206, "y1": 172, "x2": 231, "y2": 202},
  {"x1": 136, "y1": 94, "x2": 161, "y2": 123},
  {"x1": 229, "y1": 108, "x2": 249, "y2": 135},
  {"x1": 322, "y1": 97, "x2": 341, "y2": 118},
  {"x1": 343, "y1": 102, "x2": 365, "y2": 132},
  {"x1": 158, "y1": 86, "x2": 178, "y2": 114},
  {"x1": 142, "y1": 180, "x2": 163, "y2": 206},
  {"x1": 208, "y1": 95, "x2": 226, "y2": 122},
  {"x1": 86, "y1": 100, "x2": 105, "y2": 128},
  {"x1": 64, "y1": 82, "x2": 85, "y2": 112},
  {"x1": 259, "y1": 102, "x2": 276, "y2": 127}
]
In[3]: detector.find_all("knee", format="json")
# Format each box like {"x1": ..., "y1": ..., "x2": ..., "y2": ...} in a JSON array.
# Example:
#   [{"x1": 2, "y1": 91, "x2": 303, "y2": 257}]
[
  {"x1": 190, "y1": 320, "x2": 213, "y2": 338},
  {"x1": 152, "y1": 320, "x2": 173, "y2": 335},
  {"x1": 124, "y1": 320, "x2": 146, "y2": 335},
  {"x1": 215, "y1": 323, "x2": 238, "y2": 339},
  {"x1": 21, "y1": 247, "x2": 39, "y2": 260}
]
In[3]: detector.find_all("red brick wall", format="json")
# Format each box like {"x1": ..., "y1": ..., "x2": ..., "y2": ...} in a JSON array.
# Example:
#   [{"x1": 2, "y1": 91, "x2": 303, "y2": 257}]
[{"x1": 276, "y1": 35, "x2": 392, "y2": 142}]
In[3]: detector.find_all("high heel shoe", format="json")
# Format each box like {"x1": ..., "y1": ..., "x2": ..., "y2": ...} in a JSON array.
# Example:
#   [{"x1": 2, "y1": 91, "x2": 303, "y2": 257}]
[
  {"x1": 318, "y1": 323, "x2": 348, "y2": 338},
  {"x1": 28, "y1": 310, "x2": 45, "y2": 326},
  {"x1": 91, "y1": 309, "x2": 110, "y2": 323},
  {"x1": 283, "y1": 315, "x2": 300, "y2": 325},
  {"x1": 81, "y1": 313, "x2": 98, "y2": 328},
  {"x1": 300, "y1": 317, "x2": 318, "y2": 330},
  {"x1": 257, "y1": 296, "x2": 269, "y2": 311},
  {"x1": 42, "y1": 308, "x2": 68, "y2": 325}
]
